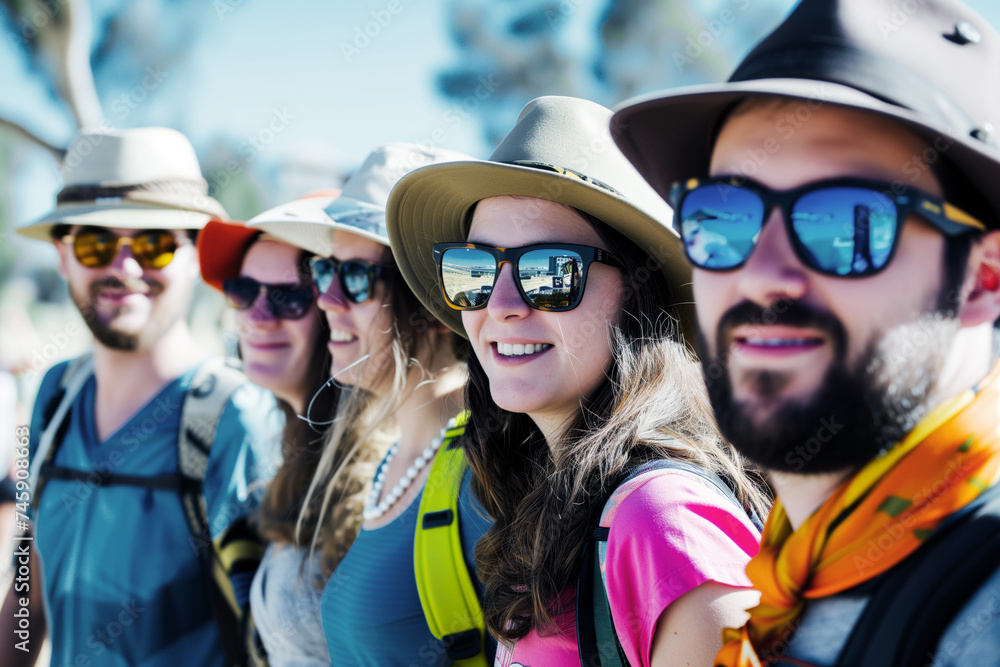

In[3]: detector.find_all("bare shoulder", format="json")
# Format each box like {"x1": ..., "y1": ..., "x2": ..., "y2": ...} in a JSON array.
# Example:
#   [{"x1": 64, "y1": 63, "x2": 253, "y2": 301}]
[{"x1": 650, "y1": 581, "x2": 759, "y2": 667}]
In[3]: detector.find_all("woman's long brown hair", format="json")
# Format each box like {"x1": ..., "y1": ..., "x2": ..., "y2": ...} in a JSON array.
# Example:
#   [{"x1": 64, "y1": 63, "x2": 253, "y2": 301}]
[{"x1": 464, "y1": 210, "x2": 771, "y2": 642}]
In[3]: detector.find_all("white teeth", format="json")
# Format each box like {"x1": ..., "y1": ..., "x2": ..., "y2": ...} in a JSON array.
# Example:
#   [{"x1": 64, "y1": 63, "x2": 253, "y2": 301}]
[
  {"x1": 497, "y1": 343, "x2": 551, "y2": 357},
  {"x1": 330, "y1": 328, "x2": 355, "y2": 343},
  {"x1": 744, "y1": 337, "x2": 813, "y2": 347}
]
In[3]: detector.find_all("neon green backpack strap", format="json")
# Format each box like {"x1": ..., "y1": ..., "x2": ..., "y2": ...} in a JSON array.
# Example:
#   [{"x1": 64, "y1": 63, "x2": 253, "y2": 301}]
[{"x1": 414, "y1": 411, "x2": 488, "y2": 667}]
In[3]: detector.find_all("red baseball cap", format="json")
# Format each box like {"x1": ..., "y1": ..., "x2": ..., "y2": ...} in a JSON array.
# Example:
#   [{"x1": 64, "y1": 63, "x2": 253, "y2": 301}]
[{"x1": 197, "y1": 220, "x2": 260, "y2": 292}]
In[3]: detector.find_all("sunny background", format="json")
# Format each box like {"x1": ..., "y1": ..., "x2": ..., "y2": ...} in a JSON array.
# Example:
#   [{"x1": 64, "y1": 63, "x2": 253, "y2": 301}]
[{"x1": 2, "y1": 0, "x2": 999, "y2": 413}]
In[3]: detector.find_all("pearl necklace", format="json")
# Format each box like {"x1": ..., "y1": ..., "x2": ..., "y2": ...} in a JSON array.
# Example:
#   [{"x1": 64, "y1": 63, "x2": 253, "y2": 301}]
[{"x1": 363, "y1": 417, "x2": 457, "y2": 522}]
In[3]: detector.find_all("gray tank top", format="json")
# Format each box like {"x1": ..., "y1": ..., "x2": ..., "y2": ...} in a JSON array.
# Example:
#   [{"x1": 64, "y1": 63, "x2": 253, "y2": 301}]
[{"x1": 249, "y1": 543, "x2": 331, "y2": 666}]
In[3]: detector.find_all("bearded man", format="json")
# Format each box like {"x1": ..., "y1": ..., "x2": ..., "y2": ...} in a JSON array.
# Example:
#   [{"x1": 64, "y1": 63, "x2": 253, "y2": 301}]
[
  {"x1": 1, "y1": 128, "x2": 278, "y2": 667},
  {"x1": 615, "y1": 0, "x2": 1000, "y2": 664}
]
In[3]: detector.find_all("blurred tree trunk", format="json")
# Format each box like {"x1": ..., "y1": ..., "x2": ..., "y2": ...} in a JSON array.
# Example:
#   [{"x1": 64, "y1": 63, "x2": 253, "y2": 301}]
[
  {"x1": 0, "y1": 0, "x2": 105, "y2": 157},
  {"x1": 42, "y1": 0, "x2": 103, "y2": 129}
]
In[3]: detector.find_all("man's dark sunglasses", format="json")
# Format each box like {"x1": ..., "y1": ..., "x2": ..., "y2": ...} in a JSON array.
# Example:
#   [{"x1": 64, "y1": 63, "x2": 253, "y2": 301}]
[
  {"x1": 433, "y1": 242, "x2": 624, "y2": 312},
  {"x1": 670, "y1": 176, "x2": 985, "y2": 277},
  {"x1": 309, "y1": 256, "x2": 386, "y2": 303},
  {"x1": 222, "y1": 277, "x2": 315, "y2": 320}
]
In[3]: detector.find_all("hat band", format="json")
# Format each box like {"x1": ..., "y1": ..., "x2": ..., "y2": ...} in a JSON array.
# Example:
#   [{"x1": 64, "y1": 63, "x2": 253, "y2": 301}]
[
  {"x1": 505, "y1": 160, "x2": 625, "y2": 197},
  {"x1": 729, "y1": 43, "x2": 990, "y2": 146},
  {"x1": 57, "y1": 179, "x2": 227, "y2": 218}
]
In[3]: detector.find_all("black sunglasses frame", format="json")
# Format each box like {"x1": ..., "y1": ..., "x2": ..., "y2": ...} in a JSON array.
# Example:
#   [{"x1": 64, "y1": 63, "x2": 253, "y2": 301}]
[
  {"x1": 222, "y1": 277, "x2": 315, "y2": 321},
  {"x1": 308, "y1": 256, "x2": 387, "y2": 304},
  {"x1": 433, "y1": 242, "x2": 625, "y2": 312},
  {"x1": 669, "y1": 176, "x2": 985, "y2": 278},
  {"x1": 61, "y1": 228, "x2": 182, "y2": 270}
]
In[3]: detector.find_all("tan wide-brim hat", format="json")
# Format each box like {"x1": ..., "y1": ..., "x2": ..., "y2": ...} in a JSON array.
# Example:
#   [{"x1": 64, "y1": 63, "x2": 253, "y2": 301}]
[
  {"x1": 386, "y1": 95, "x2": 693, "y2": 341},
  {"x1": 249, "y1": 144, "x2": 472, "y2": 256},
  {"x1": 17, "y1": 127, "x2": 228, "y2": 242},
  {"x1": 612, "y1": 0, "x2": 1000, "y2": 226}
]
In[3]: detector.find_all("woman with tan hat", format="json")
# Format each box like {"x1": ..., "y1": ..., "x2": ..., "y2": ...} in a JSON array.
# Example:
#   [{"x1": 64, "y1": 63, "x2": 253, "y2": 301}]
[
  {"x1": 249, "y1": 143, "x2": 495, "y2": 666},
  {"x1": 198, "y1": 193, "x2": 342, "y2": 666},
  {"x1": 387, "y1": 96, "x2": 770, "y2": 666}
]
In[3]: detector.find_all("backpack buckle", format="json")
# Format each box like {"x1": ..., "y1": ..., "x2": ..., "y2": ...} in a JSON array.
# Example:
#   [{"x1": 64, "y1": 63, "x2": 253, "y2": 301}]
[
  {"x1": 442, "y1": 629, "x2": 481, "y2": 660},
  {"x1": 422, "y1": 509, "x2": 454, "y2": 529}
]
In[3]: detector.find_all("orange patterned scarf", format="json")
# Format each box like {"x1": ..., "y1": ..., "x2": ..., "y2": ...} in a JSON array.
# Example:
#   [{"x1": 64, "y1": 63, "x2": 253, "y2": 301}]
[{"x1": 715, "y1": 361, "x2": 1000, "y2": 667}]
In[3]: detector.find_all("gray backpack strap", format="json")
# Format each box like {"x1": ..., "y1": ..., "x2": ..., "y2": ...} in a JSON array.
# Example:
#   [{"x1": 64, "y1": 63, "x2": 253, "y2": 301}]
[
  {"x1": 177, "y1": 356, "x2": 247, "y2": 547},
  {"x1": 29, "y1": 353, "x2": 94, "y2": 505},
  {"x1": 177, "y1": 356, "x2": 255, "y2": 667}
]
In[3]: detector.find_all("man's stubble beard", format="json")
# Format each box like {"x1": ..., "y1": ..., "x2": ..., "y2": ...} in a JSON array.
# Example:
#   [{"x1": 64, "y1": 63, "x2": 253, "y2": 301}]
[{"x1": 71, "y1": 275, "x2": 193, "y2": 352}]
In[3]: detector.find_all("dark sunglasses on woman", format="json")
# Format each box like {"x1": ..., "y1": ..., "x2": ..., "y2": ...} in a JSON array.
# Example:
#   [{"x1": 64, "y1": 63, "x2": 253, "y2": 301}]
[
  {"x1": 222, "y1": 277, "x2": 315, "y2": 320},
  {"x1": 433, "y1": 242, "x2": 624, "y2": 312},
  {"x1": 60, "y1": 228, "x2": 183, "y2": 270},
  {"x1": 309, "y1": 256, "x2": 386, "y2": 303},
  {"x1": 670, "y1": 176, "x2": 985, "y2": 277}
]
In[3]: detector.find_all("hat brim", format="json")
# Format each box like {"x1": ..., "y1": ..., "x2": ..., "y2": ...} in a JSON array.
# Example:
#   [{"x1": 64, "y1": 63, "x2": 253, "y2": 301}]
[
  {"x1": 197, "y1": 220, "x2": 260, "y2": 292},
  {"x1": 612, "y1": 78, "x2": 1000, "y2": 225},
  {"x1": 16, "y1": 203, "x2": 216, "y2": 242},
  {"x1": 387, "y1": 160, "x2": 693, "y2": 340},
  {"x1": 247, "y1": 195, "x2": 389, "y2": 257}
]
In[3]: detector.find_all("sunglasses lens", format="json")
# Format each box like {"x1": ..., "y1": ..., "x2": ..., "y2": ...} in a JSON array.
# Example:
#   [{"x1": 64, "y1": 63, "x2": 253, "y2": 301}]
[
  {"x1": 309, "y1": 258, "x2": 335, "y2": 294},
  {"x1": 341, "y1": 262, "x2": 374, "y2": 303},
  {"x1": 271, "y1": 287, "x2": 315, "y2": 320},
  {"x1": 131, "y1": 231, "x2": 177, "y2": 269},
  {"x1": 439, "y1": 248, "x2": 497, "y2": 308},
  {"x1": 679, "y1": 184, "x2": 764, "y2": 269},
  {"x1": 74, "y1": 230, "x2": 118, "y2": 268},
  {"x1": 792, "y1": 187, "x2": 898, "y2": 276},
  {"x1": 222, "y1": 277, "x2": 259, "y2": 310},
  {"x1": 518, "y1": 249, "x2": 583, "y2": 310}
]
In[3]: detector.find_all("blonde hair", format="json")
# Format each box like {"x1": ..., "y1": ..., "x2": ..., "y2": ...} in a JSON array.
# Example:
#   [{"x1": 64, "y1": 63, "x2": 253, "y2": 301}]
[{"x1": 295, "y1": 265, "x2": 462, "y2": 578}]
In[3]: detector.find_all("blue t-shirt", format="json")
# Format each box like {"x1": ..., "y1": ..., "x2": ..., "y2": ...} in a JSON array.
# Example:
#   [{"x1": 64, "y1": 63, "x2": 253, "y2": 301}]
[
  {"x1": 321, "y1": 450, "x2": 493, "y2": 666},
  {"x1": 28, "y1": 358, "x2": 282, "y2": 667}
]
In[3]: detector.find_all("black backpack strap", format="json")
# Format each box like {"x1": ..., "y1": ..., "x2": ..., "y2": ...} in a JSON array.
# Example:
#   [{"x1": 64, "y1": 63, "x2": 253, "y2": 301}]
[
  {"x1": 36, "y1": 465, "x2": 185, "y2": 491},
  {"x1": 577, "y1": 460, "x2": 763, "y2": 667},
  {"x1": 577, "y1": 524, "x2": 631, "y2": 667},
  {"x1": 836, "y1": 482, "x2": 1000, "y2": 666}
]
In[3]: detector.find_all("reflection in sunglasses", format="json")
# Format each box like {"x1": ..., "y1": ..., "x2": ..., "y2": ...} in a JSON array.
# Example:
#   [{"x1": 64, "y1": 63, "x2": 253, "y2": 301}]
[{"x1": 441, "y1": 252, "x2": 580, "y2": 309}]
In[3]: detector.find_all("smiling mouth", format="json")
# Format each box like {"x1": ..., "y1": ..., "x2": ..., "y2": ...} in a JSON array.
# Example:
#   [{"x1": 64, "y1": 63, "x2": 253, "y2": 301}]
[
  {"x1": 247, "y1": 341, "x2": 288, "y2": 349},
  {"x1": 329, "y1": 328, "x2": 357, "y2": 343},
  {"x1": 737, "y1": 336, "x2": 824, "y2": 348},
  {"x1": 494, "y1": 342, "x2": 552, "y2": 357}
]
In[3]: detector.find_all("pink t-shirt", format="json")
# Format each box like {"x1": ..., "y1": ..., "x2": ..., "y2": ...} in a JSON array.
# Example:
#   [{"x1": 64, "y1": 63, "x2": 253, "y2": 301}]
[{"x1": 494, "y1": 469, "x2": 761, "y2": 667}]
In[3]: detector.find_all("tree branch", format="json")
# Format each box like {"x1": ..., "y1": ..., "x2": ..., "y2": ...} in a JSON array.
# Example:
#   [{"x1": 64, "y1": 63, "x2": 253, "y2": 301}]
[
  {"x1": 45, "y1": 0, "x2": 104, "y2": 129},
  {"x1": 0, "y1": 117, "x2": 66, "y2": 161}
]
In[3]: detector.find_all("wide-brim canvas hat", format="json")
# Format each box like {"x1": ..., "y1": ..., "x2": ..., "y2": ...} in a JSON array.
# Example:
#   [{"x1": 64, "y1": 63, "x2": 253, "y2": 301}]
[
  {"x1": 386, "y1": 95, "x2": 693, "y2": 340},
  {"x1": 197, "y1": 190, "x2": 341, "y2": 292},
  {"x1": 612, "y1": 0, "x2": 1000, "y2": 226},
  {"x1": 17, "y1": 127, "x2": 228, "y2": 241},
  {"x1": 249, "y1": 144, "x2": 472, "y2": 256}
]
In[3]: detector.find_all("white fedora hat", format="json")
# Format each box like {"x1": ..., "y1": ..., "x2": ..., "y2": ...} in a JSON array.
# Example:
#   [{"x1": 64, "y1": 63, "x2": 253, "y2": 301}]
[
  {"x1": 16, "y1": 127, "x2": 228, "y2": 242},
  {"x1": 248, "y1": 143, "x2": 473, "y2": 256}
]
